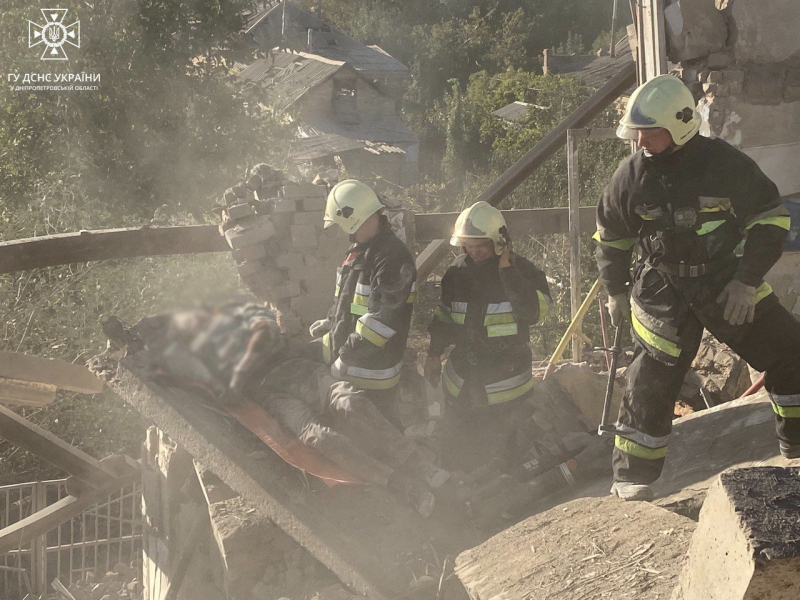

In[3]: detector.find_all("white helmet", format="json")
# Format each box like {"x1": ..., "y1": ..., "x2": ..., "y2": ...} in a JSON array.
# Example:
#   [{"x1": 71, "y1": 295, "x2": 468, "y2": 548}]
[
  {"x1": 450, "y1": 201, "x2": 508, "y2": 256},
  {"x1": 617, "y1": 75, "x2": 701, "y2": 145},
  {"x1": 323, "y1": 180, "x2": 384, "y2": 234}
]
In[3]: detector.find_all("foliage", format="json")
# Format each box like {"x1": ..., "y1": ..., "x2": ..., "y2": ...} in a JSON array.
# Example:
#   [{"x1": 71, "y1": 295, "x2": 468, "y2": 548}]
[
  {"x1": 0, "y1": 0, "x2": 290, "y2": 219},
  {"x1": 0, "y1": 0, "x2": 285, "y2": 481}
]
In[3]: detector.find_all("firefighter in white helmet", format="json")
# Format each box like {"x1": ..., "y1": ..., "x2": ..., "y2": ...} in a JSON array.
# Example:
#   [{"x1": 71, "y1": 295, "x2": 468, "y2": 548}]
[
  {"x1": 426, "y1": 200, "x2": 551, "y2": 472},
  {"x1": 595, "y1": 74, "x2": 800, "y2": 502},
  {"x1": 308, "y1": 180, "x2": 418, "y2": 430}
]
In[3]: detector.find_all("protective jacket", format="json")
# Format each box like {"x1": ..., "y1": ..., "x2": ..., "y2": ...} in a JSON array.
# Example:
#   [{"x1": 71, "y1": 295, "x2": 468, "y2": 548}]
[
  {"x1": 595, "y1": 134, "x2": 790, "y2": 365},
  {"x1": 428, "y1": 253, "x2": 550, "y2": 410},
  {"x1": 321, "y1": 219, "x2": 416, "y2": 390},
  {"x1": 595, "y1": 135, "x2": 799, "y2": 484}
]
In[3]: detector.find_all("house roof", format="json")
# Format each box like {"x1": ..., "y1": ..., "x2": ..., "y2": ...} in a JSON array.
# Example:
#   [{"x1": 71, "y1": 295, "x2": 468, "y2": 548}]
[
  {"x1": 296, "y1": 113, "x2": 419, "y2": 145},
  {"x1": 290, "y1": 114, "x2": 418, "y2": 162},
  {"x1": 237, "y1": 52, "x2": 349, "y2": 112},
  {"x1": 491, "y1": 101, "x2": 549, "y2": 123},
  {"x1": 240, "y1": 2, "x2": 409, "y2": 80},
  {"x1": 544, "y1": 36, "x2": 634, "y2": 89},
  {"x1": 290, "y1": 135, "x2": 406, "y2": 161}
]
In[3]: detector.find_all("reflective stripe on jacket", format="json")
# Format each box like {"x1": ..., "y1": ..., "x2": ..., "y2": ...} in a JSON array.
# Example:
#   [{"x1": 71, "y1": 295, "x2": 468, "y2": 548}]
[
  {"x1": 429, "y1": 252, "x2": 550, "y2": 408},
  {"x1": 325, "y1": 222, "x2": 415, "y2": 390}
]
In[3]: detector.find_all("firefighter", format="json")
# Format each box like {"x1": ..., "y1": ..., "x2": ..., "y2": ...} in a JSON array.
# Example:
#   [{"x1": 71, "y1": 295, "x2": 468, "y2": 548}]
[
  {"x1": 309, "y1": 180, "x2": 416, "y2": 428},
  {"x1": 595, "y1": 75, "x2": 800, "y2": 501},
  {"x1": 425, "y1": 201, "x2": 551, "y2": 471}
]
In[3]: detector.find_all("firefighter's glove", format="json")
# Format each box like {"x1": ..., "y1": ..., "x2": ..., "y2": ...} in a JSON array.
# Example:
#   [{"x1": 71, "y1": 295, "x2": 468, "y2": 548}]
[
  {"x1": 607, "y1": 293, "x2": 630, "y2": 328},
  {"x1": 424, "y1": 354, "x2": 442, "y2": 387},
  {"x1": 717, "y1": 280, "x2": 757, "y2": 326},
  {"x1": 309, "y1": 318, "x2": 330, "y2": 339}
]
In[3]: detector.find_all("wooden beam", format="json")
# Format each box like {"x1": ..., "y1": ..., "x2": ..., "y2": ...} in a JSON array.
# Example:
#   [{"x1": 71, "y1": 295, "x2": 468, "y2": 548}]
[
  {"x1": 0, "y1": 465, "x2": 139, "y2": 554},
  {"x1": 0, "y1": 404, "x2": 115, "y2": 487},
  {"x1": 414, "y1": 207, "x2": 597, "y2": 242},
  {"x1": 0, "y1": 377, "x2": 56, "y2": 407},
  {"x1": 0, "y1": 225, "x2": 227, "y2": 274},
  {"x1": 415, "y1": 62, "x2": 636, "y2": 282},
  {"x1": 0, "y1": 351, "x2": 103, "y2": 394}
]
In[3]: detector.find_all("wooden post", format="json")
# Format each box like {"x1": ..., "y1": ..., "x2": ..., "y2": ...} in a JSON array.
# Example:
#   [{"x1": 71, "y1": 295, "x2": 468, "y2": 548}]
[
  {"x1": 609, "y1": 0, "x2": 619, "y2": 57},
  {"x1": 567, "y1": 130, "x2": 582, "y2": 362},
  {"x1": 640, "y1": 0, "x2": 668, "y2": 81}
]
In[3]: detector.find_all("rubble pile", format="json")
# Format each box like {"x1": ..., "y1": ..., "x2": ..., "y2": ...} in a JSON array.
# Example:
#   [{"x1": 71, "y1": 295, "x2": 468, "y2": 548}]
[
  {"x1": 677, "y1": 332, "x2": 752, "y2": 414},
  {"x1": 215, "y1": 165, "x2": 413, "y2": 337},
  {"x1": 55, "y1": 562, "x2": 142, "y2": 600},
  {"x1": 665, "y1": 0, "x2": 800, "y2": 150}
]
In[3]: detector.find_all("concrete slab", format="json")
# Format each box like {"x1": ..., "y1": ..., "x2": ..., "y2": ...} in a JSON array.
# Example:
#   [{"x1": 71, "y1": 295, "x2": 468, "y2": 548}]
[
  {"x1": 674, "y1": 466, "x2": 800, "y2": 600},
  {"x1": 113, "y1": 351, "x2": 468, "y2": 600},
  {"x1": 455, "y1": 495, "x2": 695, "y2": 600}
]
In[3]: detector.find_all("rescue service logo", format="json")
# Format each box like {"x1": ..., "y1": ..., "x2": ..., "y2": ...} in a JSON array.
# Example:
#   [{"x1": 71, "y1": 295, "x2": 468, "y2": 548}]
[{"x1": 28, "y1": 9, "x2": 80, "y2": 61}]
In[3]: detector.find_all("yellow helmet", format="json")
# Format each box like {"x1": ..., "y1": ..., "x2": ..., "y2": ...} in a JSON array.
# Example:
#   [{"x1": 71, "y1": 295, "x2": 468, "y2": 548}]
[
  {"x1": 450, "y1": 201, "x2": 508, "y2": 256},
  {"x1": 617, "y1": 75, "x2": 701, "y2": 145},
  {"x1": 323, "y1": 180, "x2": 384, "y2": 234}
]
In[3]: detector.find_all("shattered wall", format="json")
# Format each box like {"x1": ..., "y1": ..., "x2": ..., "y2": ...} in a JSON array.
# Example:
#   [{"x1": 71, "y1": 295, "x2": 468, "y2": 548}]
[
  {"x1": 666, "y1": 0, "x2": 800, "y2": 197},
  {"x1": 217, "y1": 165, "x2": 413, "y2": 337}
]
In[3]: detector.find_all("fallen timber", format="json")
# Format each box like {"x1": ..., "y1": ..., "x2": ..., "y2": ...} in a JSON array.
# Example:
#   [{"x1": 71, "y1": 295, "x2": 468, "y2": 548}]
[{"x1": 111, "y1": 350, "x2": 471, "y2": 600}]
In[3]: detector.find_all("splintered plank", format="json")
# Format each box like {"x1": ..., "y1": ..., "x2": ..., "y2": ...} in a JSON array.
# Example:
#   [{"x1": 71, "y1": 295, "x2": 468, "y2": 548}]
[
  {"x1": 113, "y1": 351, "x2": 458, "y2": 600},
  {"x1": 0, "y1": 351, "x2": 104, "y2": 394},
  {"x1": 0, "y1": 377, "x2": 57, "y2": 407}
]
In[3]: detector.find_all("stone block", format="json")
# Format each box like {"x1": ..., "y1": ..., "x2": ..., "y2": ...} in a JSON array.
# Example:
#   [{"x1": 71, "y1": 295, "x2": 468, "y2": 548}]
[
  {"x1": 707, "y1": 70, "x2": 724, "y2": 84},
  {"x1": 729, "y1": 0, "x2": 800, "y2": 64},
  {"x1": 241, "y1": 265, "x2": 285, "y2": 289},
  {"x1": 743, "y1": 65, "x2": 787, "y2": 105},
  {"x1": 273, "y1": 281, "x2": 301, "y2": 299},
  {"x1": 224, "y1": 222, "x2": 277, "y2": 250},
  {"x1": 290, "y1": 224, "x2": 317, "y2": 248},
  {"x1": 281, "y1": 183, "x2": 327, "y2": 199},
  {"x1": 664, "y1": 0, "x2": 727, "y2": 63},
  {"x1": 274, "y1": 252, "x2": 304, "y2": 270},
  {"x1": 674, "y1": 467, "x2": 800, "y2": 600},
  {"x1": 455, "y1": 496, "x2": 695, "y2": 600},
  {"x1": 236, "y1": 260, "x2": 265, "y2": 278},
  {"x1": 298, "y1": 196, "x2": 327, "y2": 212},
  {"x1": 226, "y1": 203, "x2": 254, "y2": 221},
  {"x1": 233, "y1": 244, "x2": 267, "y2": 263},
  {"x1": 292, "y1": 210, "x2": 325, "y2": 227},
  {"x1": 314, "y1": 233, "x2": 350, "y2": 258},
  {"x1": 273, "y1": 197, "x2": 297, "y2": 213},
  {"x1": 706, "y1": 52, "x2": 731, "y2": 69},
  {"x1": 232, "y1": 184, "x2": 249, "y2": 199}
]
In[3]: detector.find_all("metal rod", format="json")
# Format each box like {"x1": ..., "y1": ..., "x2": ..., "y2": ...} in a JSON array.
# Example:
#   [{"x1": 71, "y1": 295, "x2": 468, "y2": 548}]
[
  {"x1": 598, "y1": 323, "x2": 625, "y2": 436},
  {"x1": 598, "y1": 295, "x2": 612, "y2": 370}
]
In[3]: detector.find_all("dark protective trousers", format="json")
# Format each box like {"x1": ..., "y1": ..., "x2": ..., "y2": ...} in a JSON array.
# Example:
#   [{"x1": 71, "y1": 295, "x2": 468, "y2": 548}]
[
  {"x1": 256, "y1": 365, "x2": 417, "y2": 486},
  {"x1": 614, "y1": 273, "x2": 800, "y2": 484}
]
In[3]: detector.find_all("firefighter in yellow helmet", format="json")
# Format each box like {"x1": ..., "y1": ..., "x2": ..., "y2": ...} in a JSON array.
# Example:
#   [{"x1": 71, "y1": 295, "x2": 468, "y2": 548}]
[
  {"x1": 595, "y1": 75, "x2": 800, "y2": 502},
  {"x1": 426, "y1": 201, "x2": 551, "y2": 472},
  {"x1": 309, "y1": 180, "x2": 417, "y2": 429}
]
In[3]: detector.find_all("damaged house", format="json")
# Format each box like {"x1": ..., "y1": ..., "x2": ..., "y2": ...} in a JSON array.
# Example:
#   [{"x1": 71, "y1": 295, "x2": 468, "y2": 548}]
[{"x1": 235, "y1": 2, "x2": 419, "y2": 189}]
